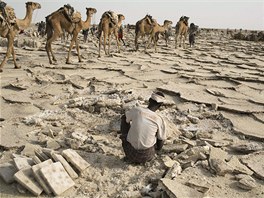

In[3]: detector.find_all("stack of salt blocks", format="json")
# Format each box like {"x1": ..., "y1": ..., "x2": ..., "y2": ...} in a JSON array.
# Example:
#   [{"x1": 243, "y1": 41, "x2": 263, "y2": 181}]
[{"x1": 0, "y1": 148, "x2": 89, "y2": 196}]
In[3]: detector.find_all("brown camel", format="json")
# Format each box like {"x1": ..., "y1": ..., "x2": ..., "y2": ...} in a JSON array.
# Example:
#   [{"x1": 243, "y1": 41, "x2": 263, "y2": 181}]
[
  {"x1": 0, "y1": 2, "x2": 41, "y2": 72},
  {"x1": 134, "y1": 14, "x2": 155, "y2": 51},
  {"x1": 148, "y1": 20, "x2": 173, "y2": 52},
  {"x1": 175, "y1": 16, "x2": 189, "y2": 48},
  {"x1": 46, "y1": 6, "x2": 97, "y2": 64},
  {"x1": 98, "y1": 11, "x2": 125, "y2": 57}
]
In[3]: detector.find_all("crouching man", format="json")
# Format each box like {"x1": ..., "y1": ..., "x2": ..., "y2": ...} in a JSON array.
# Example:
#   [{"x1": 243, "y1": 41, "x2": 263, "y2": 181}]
[{"x1": 120, "y1": 92, "x2": 166, "y2": 164}]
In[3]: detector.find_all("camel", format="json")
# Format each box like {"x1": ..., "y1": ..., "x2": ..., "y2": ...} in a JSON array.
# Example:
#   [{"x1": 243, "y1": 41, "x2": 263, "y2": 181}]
[
  {"x1": 0, "y1": 2, "x2": 41, "y2": 72},
  {"x1": 98, "y1": 11, "x2": 125, "y2": 57},
  {"x1": 45, "y1": 6, "x2": 97, "y2": 64},
  {"x1": 147, "y1": 20, "x2": 173, "y2": 52},
  {"x1": 134, "y1": 14, "x2": 155, "y2": 51},
  {"x1": 175, "y1": 16, "x2": 189, "y2": 49}
]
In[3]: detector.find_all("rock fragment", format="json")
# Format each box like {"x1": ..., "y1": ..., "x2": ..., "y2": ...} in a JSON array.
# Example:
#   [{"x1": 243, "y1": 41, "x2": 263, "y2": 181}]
[
  {"x1": 14, "y1": 167, "x2": 43, "y2": 196},
  {"x1": 159, "y1": 178, "x2": 204, "y2": 198},
  {"x1": 0, "y1": 162, "x2": 17, "y2": 183},
  {"x1": 51, "y1": 153, "x2": 78, "y2": 179},
  {"x1": 62, "y1": 149, "x2": 89, "y2": 173},
  {"x1": 236, "y1": 175, "x2": 257, "y2": 190},
  {"x1": 32, "y1": 159, "x2": 53, "y2": 194}
]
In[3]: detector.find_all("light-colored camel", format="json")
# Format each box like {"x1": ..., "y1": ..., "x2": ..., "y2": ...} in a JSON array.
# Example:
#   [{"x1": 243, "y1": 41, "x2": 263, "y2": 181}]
[
  {"x1": 175, "y1": 16, "x2": 189, "y2": 48},
  {"x1": 46, "y1": 6, "x2": 97, "y2": 64},
  {"x1": 148, "y1": 20, "x2": 173, "y2": 52},
  {"x1": 98, "y1": 11, "x2": 125, "y2": 57},
  {"x1": 134, "y1": 14, "x2": 155, "y2": 51},
  {"x1": 0, "y1": 2, "x2": 41, "y2": 72}
]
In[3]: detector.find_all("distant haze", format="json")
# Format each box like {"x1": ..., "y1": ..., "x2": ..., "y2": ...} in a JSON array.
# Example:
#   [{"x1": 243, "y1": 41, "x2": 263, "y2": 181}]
[{"x1": 4, "y1": 0, "x2": 264, "y2": 30}]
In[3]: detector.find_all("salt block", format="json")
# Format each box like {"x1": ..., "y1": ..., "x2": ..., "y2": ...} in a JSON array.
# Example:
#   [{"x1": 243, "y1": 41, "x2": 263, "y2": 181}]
[
  {"x1": 51, "y1": 153, "x2": 78, "y2": 179},
  {"x1": 21, "y1": 143, "x2": 42, "y2": 157},
  {"x1": 42, "y1": 148, "x2": 56, "y2": 158},
  {"x1": 62, "y1": 149, "x2": 89, "y2": 172},
  {"x1": 14, "y1": 167, "x2": 43, "y2": 196},
  {"x1": 0, "y1": 162, "x2": 17, "y2": 183},
  {"x1": 13, "y1": 157, "x2": 35, "y2": 170},
  {"x1": 32, "y1": 159, "x2": 53, "y2": 194},
  {"x1": 160, "y1": 178, "x2": 203, "y2": 198},
  {"x1": 32, "y1": 156, "x2": 42, "y2": 164},
  {"x1": 35, "y1": 149, "x2": 50, "y2": 161},
  {"x1": 39, "y1": 162, "x2": 75, "y2": 196}
]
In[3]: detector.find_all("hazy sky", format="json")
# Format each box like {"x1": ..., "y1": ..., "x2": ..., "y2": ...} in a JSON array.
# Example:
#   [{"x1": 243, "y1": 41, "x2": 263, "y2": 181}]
[{"x1": 4, "y1": 0, "x2": 264, "y2": 30}]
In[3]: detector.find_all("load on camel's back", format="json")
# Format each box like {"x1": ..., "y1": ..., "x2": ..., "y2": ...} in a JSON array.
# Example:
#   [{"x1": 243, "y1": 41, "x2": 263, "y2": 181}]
[{"x1": 0, "y1": 1, "x2": 16, "y2": 27}]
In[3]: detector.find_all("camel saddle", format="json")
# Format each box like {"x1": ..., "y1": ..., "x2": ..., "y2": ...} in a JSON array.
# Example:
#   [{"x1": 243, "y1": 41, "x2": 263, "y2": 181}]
[
  {"x1": 103, "y1": 11, "x2": 118, "y2": 27},
  {"x1": 72, "y1": 11, "x2": 81, "y2": 23},
  {"x1": 0, "y1": 3, "x2": 16, "y2": 27}
]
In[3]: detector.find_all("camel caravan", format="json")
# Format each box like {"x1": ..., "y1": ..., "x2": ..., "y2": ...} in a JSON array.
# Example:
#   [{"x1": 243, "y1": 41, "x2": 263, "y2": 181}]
[{"x1": 0, "y1": 1, "x2": 217, "y2": 72}]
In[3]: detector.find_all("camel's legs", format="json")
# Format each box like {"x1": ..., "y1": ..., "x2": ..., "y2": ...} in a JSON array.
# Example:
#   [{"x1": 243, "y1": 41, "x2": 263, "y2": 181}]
[
  {"x1": 154, "y1": 38, "x2": 158, "y2": 53},
  {"x1": 46, "y1": 32, "x2": 59, "y2": 64},
  {"x1": 146, "y1": 34, "x2": 152, "y2": 50},
  {"x1": 103, "y1": 32, "x2": 107, "y2": 55},
  {"x1": 66, "y1": 33, "x2": 82, "y2": 64},
  {"x1": 0, "y1": 35, "x2": 13, "y2": 72},
  {"x1": 46, "y1": 36, "x2": 58, "y2": 64},
  {"x1": 66, "y1": 37, "x2": 74, "y2": 64},
  {"x1": 145, "y1": 35, "x2": 151, "y2": 51},
  {"x1": 114, "y1": 29, "x2": 120, "y2": 53},
  {"x1": 107, "y1": 34, "x2": 111, "y2": 55},
  {"x1": 179, "y1": 34, "x2": 182, "y2": 47},
  {"x1": 11, "y1": 45, "x2": 19, "y2": 69},
  {"x1": 98, "y1": 31, "x2": 102, "y2": 57},
  {"x1": 76, "y1": 38, "x2": 81, "y2": 62},
  {"x1": 46, "y1": 22, "x2": 62, "y2": 64},
  {"x1": 135, "y1": 34, "x2": 139, "y2": 51},
  {"x1": 175, "y1": 34, "x2": 179, "y2": 48},
  {"x1": 66, "y1": 32, "x2": 79, "y2": 64},
  {"x1": 182, "y1": 35, "x2": 186, "y2": 48}
]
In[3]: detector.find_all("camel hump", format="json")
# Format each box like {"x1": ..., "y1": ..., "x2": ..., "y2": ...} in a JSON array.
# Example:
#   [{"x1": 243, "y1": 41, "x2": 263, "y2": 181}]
[
  {"x1": 102, "y1": 11, "x2": 118, "y2": 26},
  {"x1": 145, "y1": 15, "x2": 155, "y2": 26},
  {"x1": 72, "y1": 11, "x2": 81, "y2": 23},
  {"x1": 179, "y1": 16, "x2": 189, "y2": 26}
]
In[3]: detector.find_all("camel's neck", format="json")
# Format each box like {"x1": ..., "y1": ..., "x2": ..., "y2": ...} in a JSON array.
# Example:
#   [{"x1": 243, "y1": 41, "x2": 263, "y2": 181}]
[
  {"x1": 81, "y1": 14, "x2": 92, "y2": 30},
  {"x1": 16, "y1": 7, "x2": 34, "y2": 29},
  {"x1": 163, "y1": 24, "x2": 169, "y2": 30},
  {"x1": 117, "y1": 20, "x2": 123, "y2": 28}
]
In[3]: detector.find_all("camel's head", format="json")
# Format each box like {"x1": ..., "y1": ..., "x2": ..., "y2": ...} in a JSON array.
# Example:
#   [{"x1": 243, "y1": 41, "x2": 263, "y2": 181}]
[
  {"x1": 86, "y1": 8, "x2": 97, "y2": 17},
  {"x1": 118, "y1": 14, "x2": 125, "y2": 21},
  {"x1": 164, "y1": 20, "x2": 173, "y2": 27},
  {"x1": 26, "y1": 2, "x2": 41, "y2": 10}
]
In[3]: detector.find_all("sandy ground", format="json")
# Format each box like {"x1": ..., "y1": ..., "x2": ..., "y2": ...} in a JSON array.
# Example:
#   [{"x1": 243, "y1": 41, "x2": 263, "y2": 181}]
[{"x1": 0, "y1": 26, "x2": 264, "y2": 198}]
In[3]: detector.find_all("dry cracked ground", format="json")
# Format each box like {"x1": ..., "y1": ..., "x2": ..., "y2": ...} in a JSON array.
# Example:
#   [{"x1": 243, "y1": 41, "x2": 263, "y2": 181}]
[{"x1": 0, "y1": 27, "x2": 264, "y2": 198}]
